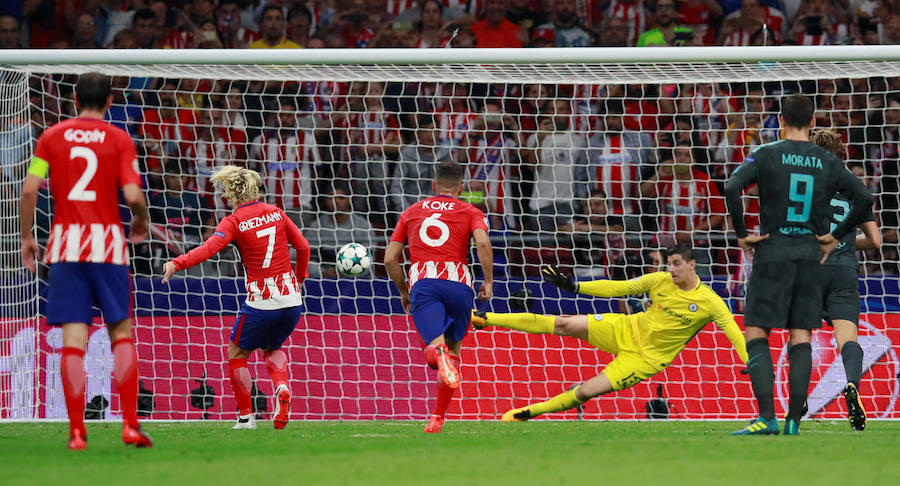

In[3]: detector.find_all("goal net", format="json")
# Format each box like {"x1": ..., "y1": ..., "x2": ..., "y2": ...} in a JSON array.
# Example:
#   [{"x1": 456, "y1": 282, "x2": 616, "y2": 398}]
[{"x1": 2, "y1": 48, "x2": 900, "y2": 421}]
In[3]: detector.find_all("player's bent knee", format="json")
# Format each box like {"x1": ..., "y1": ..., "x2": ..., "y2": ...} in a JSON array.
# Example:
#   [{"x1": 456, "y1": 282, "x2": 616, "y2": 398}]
[{"x1": 227, "y1": 342, "x2": 251, "y2": 360}]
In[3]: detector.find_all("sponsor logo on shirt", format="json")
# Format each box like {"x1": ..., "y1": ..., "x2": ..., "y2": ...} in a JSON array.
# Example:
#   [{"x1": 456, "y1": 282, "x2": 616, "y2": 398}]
[
  {"x1": 64, "y1": 128, "x2": 106, "y2": 144},
  {"x1": 213, "y1": 231, "x2": 226, "y2": 238},
  {"x1": 238, "y1": 211, "x2": 283, "y2": 232}
]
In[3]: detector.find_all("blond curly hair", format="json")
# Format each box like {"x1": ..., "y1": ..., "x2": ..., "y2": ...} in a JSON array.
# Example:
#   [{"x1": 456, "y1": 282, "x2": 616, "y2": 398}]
[
  {"x1": 210, "y1": 165, "x2": 261, "y2": 206},
  {"x1": 810, "y1": 128, "x2": 844, "y2": 159}
]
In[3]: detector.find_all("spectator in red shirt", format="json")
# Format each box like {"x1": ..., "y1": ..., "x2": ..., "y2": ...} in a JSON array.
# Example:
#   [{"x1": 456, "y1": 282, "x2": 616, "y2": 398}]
[
  {"x1": 641, "y1": 141, "x2": 725, "y2": 246},
  {"x1": 414, "y1": 0, "x2": 450, "y2": 48},
  {"x1": 678, "y1": 0, "x2": 724, "y2": 45},
  {"x1": 470, "y1": 0, "x2": 524, "y2": 48},
  {"x1": 140, "y1": 80, "x2": 198, "y2": 187},
  {"x1": 218, "y1": 0, "x2": 259, "y2": 48}
]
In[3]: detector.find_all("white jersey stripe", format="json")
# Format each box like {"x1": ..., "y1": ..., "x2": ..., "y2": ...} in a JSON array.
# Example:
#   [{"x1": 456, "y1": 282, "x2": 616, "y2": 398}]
[
  {"x1": 89, "y1": 224, "x2": 105, "y2": 262},
  {"x1": 111, "y1": 225, "x2": 125, "y2": 265},
  {"x1": 65, "y1": 225, "x2": 82, "y2": 262},
  {"x1": 248, "y1": 280, "x2": 262, "y2": 301},
  {"x1": 264, "y1": 277, "x2": 279, "y2": 301},
  {"x1": 49, "y1": 224, "x2": 63, "y2": 263}
]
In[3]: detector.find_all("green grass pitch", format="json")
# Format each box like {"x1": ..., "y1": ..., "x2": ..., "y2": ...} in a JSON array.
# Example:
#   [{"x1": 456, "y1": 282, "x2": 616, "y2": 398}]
[{"x1": 2, "y1": 420, "x2": 899, "y2": 485}]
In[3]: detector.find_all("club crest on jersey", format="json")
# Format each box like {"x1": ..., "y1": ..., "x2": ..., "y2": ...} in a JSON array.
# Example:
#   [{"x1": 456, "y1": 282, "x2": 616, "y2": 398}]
[
  {"x1": 689, "y1": 303, "x2": 698, "y2": 312},
  {"x1": 238, "y1": 211, "x2": 283, "y2": 231},
  {"x1": 594, "y1": 314, "x2": 604, "y2": 321},
  {"x1": 64, "y1": 128, "x2": 106, "y2": 144}
]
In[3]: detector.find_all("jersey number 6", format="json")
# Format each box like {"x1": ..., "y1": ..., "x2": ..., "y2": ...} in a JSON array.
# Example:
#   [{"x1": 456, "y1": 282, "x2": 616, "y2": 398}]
[{"x1": 419, "y1": 212, "x2": 450, "y2": 247}]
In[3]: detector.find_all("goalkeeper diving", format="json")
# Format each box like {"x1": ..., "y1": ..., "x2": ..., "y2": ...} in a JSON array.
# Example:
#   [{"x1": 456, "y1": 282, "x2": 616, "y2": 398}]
[{"x1": 470, "y1": 244, "x2": 748, "y2": 421}]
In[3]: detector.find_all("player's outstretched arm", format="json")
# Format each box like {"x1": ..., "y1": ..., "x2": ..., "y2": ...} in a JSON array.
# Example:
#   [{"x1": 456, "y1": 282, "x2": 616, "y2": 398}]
[
  {"x1": 473, "y1": 228, "x2": 493, "y2": 301},
  {"x1": 710, "y1": 299, "x2": 749, "y2": 364},
  {"x1": 383, "y1": 240, "x2": 410, "y2": 313},
  {"x1": 18, "y1": 173, "x2": 42, "y2": 273},
  {"x1": 543, "y1": 265, "x2": 659, "y2": 297},
  {"x1": 162, "y1": 219, "x2": 234, "y2": 283}
]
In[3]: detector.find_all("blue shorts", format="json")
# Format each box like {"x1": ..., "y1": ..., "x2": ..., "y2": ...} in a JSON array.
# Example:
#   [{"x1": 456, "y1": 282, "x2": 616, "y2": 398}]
[
  {"x1": 409, "y1": 279, "x2": 475, "y2": 344},
  {"x1": 231, "y1": 303, "x2": 304, "y2": 351},
  {"x1": 46, "y1": 262, "x2": 131, "y2": 325}
]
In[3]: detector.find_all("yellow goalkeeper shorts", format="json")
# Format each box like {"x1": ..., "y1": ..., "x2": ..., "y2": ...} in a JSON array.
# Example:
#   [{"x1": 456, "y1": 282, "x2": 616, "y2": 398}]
[{"x1": 587, "y1": 313, "x2": 664, "y2": 391}]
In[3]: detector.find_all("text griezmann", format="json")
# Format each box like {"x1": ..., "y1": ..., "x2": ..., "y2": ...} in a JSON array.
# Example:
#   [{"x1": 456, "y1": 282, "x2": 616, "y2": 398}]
[{"x1": 238, "y1": 211, "x2": 282, "y2": 231}]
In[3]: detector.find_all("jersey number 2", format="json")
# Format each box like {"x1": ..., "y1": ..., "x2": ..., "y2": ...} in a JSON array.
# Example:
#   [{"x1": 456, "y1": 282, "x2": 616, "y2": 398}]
[
  {"x1": 67, "y1": 147, "x2": 98, "y2": 201},
  {"x1": 787, "y1": 173, "x2": 814, "y2": 223},
  {"x1": 256, "y1": 226, "x2": 276, "y2": 268}
]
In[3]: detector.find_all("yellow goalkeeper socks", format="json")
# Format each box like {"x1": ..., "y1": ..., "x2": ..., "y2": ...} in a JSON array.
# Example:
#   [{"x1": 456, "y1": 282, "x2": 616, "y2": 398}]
[
  {"x1": 528, "y1": 387, "x2": 586, "y2": 417},
  {"x1": 485, "y1": 312, "x2": 555, "y2": 334}
]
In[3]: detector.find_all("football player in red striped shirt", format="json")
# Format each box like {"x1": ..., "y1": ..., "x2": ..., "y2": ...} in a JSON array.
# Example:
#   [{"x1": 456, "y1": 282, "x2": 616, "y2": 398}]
[
  {"x1": 162, "y1": 166, "x2": 311, "y2": 431},
  {"x1": 384, "y1": 161, "x2": 494, "y2": 433},
  {"x1": 19, "y1": 72, "x2": 152, "y2": 450}
]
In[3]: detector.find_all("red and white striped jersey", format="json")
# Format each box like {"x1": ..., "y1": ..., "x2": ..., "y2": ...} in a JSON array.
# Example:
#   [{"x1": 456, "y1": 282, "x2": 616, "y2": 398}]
[
  {"x1": 336, "y1": 111, "x2": 401, "y2": 160},
  {"x1": 303, "y1": 81, "x2": 347, "y2": 121},
  {"x1": 34, "y1": 117, "x2": 142, "y2": 266},
  {"x1": 655, "y1": 169, "x2": 726, "y2": 233},
  {"x1": 162, "y1": 28, "x2": 192, "y2": 49},
  {"x1": 183, "y1": 128, "x2": 247, "y2": 218},
  {"x1": 249, "y1": 129, "x2": 320, "y2": 211},
  {"x1": 387, "y1": 0, "x2": 418, "y2": 15},
  {"x1": 173, "y1": 202, "x2": 311, "y2": 310},
  {"x1": 591, "y1": 135, "x2": 640, "y2": 215},
  {"x1": 139, "y1": 108, "x2": 197, "y2": 170},
  {"x1": 435, "y1": 108, "x2": 477, "y2": 154},
  {"x1": 467, "y1": 133, "x2": 516, "y2": 219},
  {"x1": 222, "y1": 26, "x2": 259, "y2": 48},
  {"x1": 606, "y1": 0, "x2": 649, "y2": 46},
  {"x1": 391, "y1": 195, "x2": 489, "y2": 288}
]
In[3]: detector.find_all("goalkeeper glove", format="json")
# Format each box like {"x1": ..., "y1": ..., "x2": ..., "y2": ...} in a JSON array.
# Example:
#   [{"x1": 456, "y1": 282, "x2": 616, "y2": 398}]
[{"x1": 541, "y1": 265, "x2": 579, "y2": 294}]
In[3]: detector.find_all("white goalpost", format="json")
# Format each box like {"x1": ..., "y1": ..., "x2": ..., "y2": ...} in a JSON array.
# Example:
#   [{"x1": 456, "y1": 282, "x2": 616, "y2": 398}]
[{"x1": 2, "y1": 46, "x2": 900, "y2": 421}]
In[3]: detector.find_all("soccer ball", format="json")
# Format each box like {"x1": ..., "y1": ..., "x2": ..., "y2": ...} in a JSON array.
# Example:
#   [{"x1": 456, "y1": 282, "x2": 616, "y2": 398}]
[{"x1": 336, "y1": 242, "x2": 372, "y2": 277}]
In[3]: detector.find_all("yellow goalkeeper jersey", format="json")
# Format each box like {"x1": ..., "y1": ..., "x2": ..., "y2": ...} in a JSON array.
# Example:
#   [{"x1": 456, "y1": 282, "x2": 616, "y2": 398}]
[{"x1": 579, "y1": 272, "x2": 748, "y2": 367}]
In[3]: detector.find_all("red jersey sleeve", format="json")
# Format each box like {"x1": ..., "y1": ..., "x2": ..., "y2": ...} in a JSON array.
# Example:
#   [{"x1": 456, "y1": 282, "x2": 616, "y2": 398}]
[
  {"x1": 469, "y1": 206, "x2": 489, "y2": 234},
  {"x1": 116, "y1": 130, "x2": 142, "y2": 187},
  {"x1": 33, "y1": 129, "x2": 51, "y2": 163},
  {"x1": 172, "y1": 216, "x2": 235, "y2": 270},
  {"x1": 390, "y1": 211, "x2": 409, "y2": 243},
  {"x1": 284, "y1": 214, "x2": 311, "y2": 280}
]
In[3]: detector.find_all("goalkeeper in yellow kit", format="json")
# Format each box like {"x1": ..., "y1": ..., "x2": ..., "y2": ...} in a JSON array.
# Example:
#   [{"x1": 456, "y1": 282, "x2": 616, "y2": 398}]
[{"x1": 470, "y1": 245, "x2": 748, "y2": 421}]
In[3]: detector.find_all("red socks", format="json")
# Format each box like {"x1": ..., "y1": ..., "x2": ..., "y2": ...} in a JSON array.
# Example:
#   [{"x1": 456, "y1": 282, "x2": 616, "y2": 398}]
[
  {"x1": 264, "y1": 349, "x2": 289, "y2": 389},
  {"x1": 61, "y1": 347, "x2": 86, "y2": 436},
  {"x1": 433, "y1": 354, "x2": 461, "y2": 417},
  {"x1": 228, "y1": 358, "x2": 254, "y2": 416},
  {"x1": 111, "y1": 338, "x2": 140, "y2": 428},
  {"x1": 423, "y1": 343, "x2": 448, "y2": 370}
]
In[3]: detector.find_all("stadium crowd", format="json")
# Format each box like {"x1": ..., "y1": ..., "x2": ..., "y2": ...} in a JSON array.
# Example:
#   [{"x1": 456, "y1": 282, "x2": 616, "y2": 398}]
[{"x1": 2, "y1": 0, "x2": 899, "y2": 283}]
